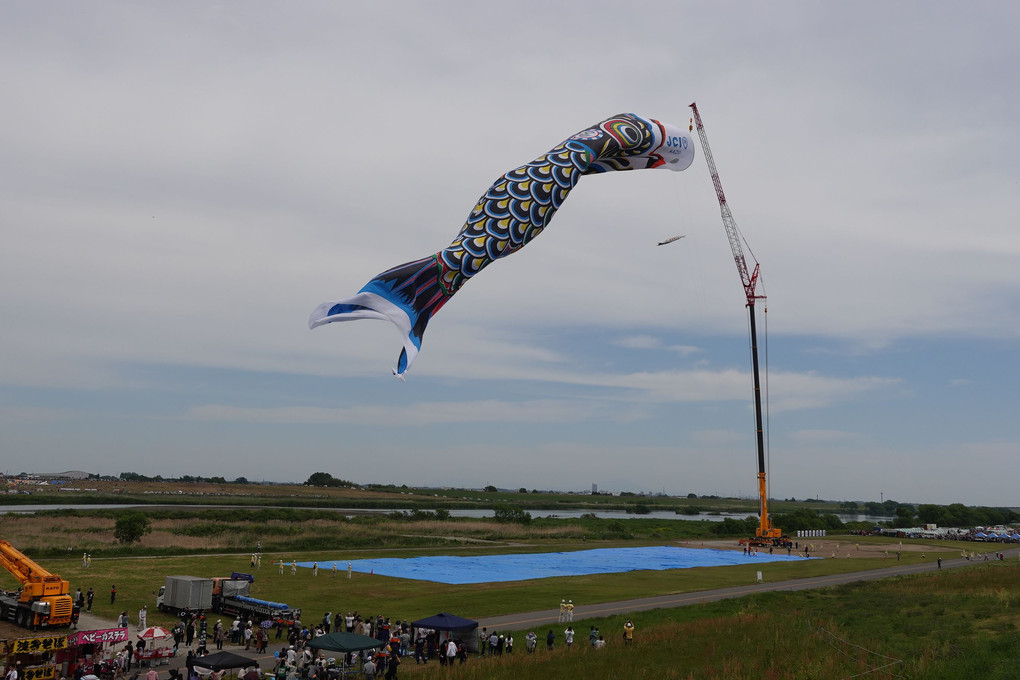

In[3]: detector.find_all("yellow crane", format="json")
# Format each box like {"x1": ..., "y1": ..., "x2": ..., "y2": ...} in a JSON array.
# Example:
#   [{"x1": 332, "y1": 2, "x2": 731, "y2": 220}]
[
  {"x1": 689, "y1": 103, "x2": 783, "y2": 545},
  {"x1": 0, "y1": 539, "x2": 77, "y2": 629}
]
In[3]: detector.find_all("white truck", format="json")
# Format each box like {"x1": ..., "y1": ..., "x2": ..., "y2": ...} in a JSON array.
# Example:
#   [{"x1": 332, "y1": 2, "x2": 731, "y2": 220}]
[
  {"x1": 157, "y1": 575, "x2": 214, "y2": 612},
  {"x1": 156, "y1": 574, "x2": 301, "y2": 625}
]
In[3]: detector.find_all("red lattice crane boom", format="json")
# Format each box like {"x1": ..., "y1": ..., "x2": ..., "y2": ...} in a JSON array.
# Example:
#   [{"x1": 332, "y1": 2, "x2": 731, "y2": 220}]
[{"x1": 689, "y1": 102, "x2": 780, "y2": 543}]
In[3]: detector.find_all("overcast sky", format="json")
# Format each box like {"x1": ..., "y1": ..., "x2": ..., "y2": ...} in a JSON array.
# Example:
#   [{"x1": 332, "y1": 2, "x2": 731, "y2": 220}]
[{"x1": 2, "y1": 2, "x2": 1018, "y2": 509}]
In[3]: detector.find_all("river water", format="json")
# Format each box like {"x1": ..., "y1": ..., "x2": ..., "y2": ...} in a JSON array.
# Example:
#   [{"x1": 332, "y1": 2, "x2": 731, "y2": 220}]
[
  {"x1": 0, "y1": 504, "x2": 890, "y2": 523},
  {"x1": 0, "y1": 503, "x2": 738, "y2": 521}
]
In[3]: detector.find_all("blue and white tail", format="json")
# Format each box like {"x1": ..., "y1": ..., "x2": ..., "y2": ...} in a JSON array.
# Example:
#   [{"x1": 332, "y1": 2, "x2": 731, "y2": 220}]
[{"x1": 309, "y1": 255, "x2": 451, "y2": 378}]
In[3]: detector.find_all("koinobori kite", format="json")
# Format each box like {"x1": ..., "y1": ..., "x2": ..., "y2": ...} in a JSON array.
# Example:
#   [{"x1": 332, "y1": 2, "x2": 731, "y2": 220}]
[{"x1": 309, "y1": 113, "x2": 696, "y2": 378}]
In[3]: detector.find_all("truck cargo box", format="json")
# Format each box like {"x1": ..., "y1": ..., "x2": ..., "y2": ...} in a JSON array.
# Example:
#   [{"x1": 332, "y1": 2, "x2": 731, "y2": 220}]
[{"x1": 163, "y1": 576, "x2": 213, "y2": 611}]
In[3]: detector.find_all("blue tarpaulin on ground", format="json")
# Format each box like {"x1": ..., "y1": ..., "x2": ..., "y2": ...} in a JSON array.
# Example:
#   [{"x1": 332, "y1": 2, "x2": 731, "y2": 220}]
[{"x1": 298, "y1": 546, "x2": 810, "y2": 584}]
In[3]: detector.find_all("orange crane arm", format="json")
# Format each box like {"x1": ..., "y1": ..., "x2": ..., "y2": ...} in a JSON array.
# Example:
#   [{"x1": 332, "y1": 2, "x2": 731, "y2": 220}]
[{"x1": 0, "y1": 539, "x2": 70, "y2": 600}]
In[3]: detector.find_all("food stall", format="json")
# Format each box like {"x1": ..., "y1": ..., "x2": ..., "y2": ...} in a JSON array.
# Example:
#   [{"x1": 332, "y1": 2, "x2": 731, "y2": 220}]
[
  {"x1": 1, "y1": 632, "x2": 68, "y2": 680},
  {"x1": 65, "y1": 628, "x2": 131, "y2": 677},
  {"x1": 134, "y1": 627, "x2": 174, "y2": 666}
]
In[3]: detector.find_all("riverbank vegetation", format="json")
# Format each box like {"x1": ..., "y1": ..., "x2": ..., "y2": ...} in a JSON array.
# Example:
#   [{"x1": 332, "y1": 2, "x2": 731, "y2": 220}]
[
  {"x1": 4, "y1": 477, "x2": 1016, "y2": 532},
  {"x1": 0, "y1": 506, "x2": 748, "y2": 558}
]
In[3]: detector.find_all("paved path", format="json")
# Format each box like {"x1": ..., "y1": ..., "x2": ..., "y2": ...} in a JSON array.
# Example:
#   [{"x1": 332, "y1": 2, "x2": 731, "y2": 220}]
[{"x1": 475, "y1": 547, "x2": 1020, "y2": 631}]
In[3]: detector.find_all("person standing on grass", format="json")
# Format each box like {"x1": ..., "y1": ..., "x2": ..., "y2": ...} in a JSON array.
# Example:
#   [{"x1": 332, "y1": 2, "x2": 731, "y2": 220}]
[
  {"x1": 445, "y1": 639, "x2": 457, "y2": 665},
  {"x1": 546, "y1": 630, "x2": 554, "y2": 651},
  {"x1": 623, "y1": 620, "x2": 634, "y2": 646},
  {"x1": 111, "y1": 585, "x2": 117, "y2": 605},
  {"x1": 384, "y1": 650, "x2": 399, "y2": 680},
  {"x1": 138, "y1": 606, "x2": 147, "y2": 630},
  {"x1": 86, "y1": 587, "x2": 94, "y2": 612},
  {"x1": 413, "y1": 635, "x2": 427, "y2": 665},
  {"x1": 564, "y1": 627, "x2": 574, "y2": 649},
  {"x1": 525, "y1": 631, "x2": 537, "y2": 653}
]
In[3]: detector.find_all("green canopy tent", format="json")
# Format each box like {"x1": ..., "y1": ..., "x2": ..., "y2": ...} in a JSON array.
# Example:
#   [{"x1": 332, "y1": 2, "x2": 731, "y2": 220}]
[
  {"x1": 306, "y1": 631, "x2": 386, "y2": 678},
  {"x1": 307, "y1": 631, "x2": 386, "y2": 653},
  {"x1": 191, "y1": 651, "x2": 257, "y2": 671}
]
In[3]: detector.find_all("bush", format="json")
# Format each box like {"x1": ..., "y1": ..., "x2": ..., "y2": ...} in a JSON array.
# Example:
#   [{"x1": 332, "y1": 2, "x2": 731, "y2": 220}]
[
  {"x1": 113, "y1": 512, "x2": 152, "y2": 544},
  {"x1": 492, "y1": 504, "x2": 532, "y2": 524},
  {"x1": 710, "y1": 516, "x2": 760, "y2": 536}
]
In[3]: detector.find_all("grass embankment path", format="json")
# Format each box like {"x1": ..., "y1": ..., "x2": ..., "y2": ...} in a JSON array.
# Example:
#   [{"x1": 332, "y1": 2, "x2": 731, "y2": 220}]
[{"x1": 475, "y1": 545, "x2": 1020, "y2": 631}]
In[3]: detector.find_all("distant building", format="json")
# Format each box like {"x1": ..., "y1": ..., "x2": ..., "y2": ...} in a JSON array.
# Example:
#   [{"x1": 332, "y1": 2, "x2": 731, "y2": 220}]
[
  {"x1": 36, "y1": 470, "x2": 91, "y2": 480},
  {"x1": 592, "y1": 483, "x2": 598, "y2": 495}
]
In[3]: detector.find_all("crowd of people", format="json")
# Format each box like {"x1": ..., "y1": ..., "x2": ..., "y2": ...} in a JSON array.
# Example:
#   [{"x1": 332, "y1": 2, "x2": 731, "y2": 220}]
[
  {"x1": 49, "y1": 566, "x2": 638, "y2": 680},
  {"x1": 174, "y1": 606, "x2": 630, "y2": 680},
  {"x1": 263, "y1": 614, "x2": 472, "y2": 680}
]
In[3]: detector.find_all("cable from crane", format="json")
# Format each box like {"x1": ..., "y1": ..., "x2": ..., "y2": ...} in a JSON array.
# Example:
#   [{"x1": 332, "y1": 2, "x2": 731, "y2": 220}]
[{"x1": 763, "y1": 299, "x2": 771, "y2": 507}]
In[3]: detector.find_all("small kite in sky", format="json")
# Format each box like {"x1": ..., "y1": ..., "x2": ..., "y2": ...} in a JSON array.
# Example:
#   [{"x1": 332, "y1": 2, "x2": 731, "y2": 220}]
[{"x1": 309, "y1": 113, "x2": 696, "y2": 378}]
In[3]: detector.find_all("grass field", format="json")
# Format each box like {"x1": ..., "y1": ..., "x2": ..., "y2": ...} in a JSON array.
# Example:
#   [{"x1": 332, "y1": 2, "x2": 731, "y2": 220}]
[
  {"x1": 2, "y1": 502, "x2": 1017, "y2": 678},
  {"x1": 408, "y1": 559, "x2": 1020, "y2": 680},
  {"x1": 1, "y1": 508, "x2": 1005, "y2": 625},
  {"x1": 4, "y1": 545, "x2": 1015, "y2": 679}
]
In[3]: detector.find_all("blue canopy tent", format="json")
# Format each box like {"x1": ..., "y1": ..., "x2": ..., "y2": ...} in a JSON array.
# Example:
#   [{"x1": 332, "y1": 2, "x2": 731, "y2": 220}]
[{"x1": 411, "y1": 612, "x2": 479, "y2": 653}]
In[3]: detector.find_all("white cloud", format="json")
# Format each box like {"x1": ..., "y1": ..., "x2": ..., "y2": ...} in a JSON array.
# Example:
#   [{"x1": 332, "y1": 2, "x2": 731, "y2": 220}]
[{"x1": 2, "y1": 2, "x2": 1019, "y2": 507}]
